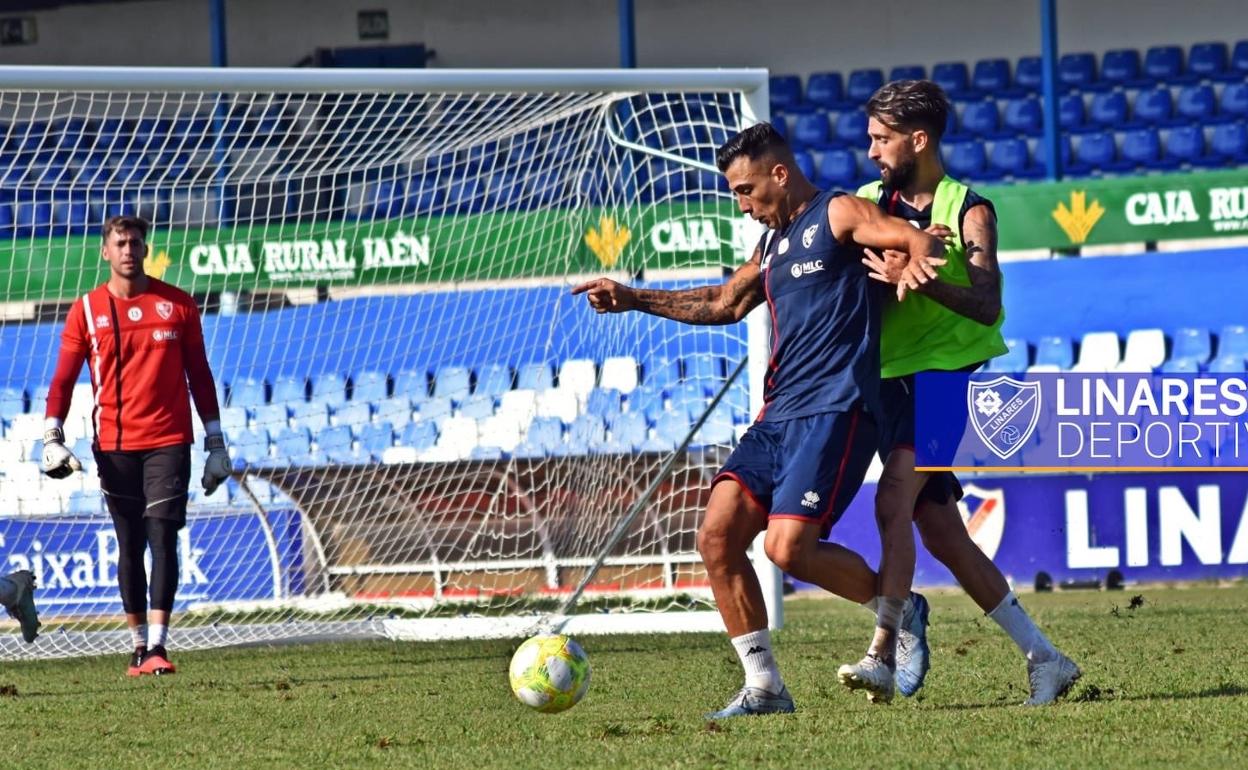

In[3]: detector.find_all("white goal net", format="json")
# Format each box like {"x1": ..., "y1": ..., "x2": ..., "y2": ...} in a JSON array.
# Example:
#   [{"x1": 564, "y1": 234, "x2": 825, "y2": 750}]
[{"x1": 0, "y1": 67, "x2": 775, "y2": 658}]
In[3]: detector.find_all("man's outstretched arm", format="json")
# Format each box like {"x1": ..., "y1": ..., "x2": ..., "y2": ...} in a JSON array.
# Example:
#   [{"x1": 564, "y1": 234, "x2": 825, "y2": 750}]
[{"x1": 572, "y1": 254, "x2": 765, "y2": 325}]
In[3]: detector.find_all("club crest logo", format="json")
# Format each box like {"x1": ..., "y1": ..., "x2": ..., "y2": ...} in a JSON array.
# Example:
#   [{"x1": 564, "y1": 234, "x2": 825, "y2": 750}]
[
  {"x1": 801, "y1": 223, "x2": 818, "y2": 248},
  {"x1": 155, "y1": 301, "x2": 173, "y2": 320},
  {"x1": 967, "y1": 376, "x2": 1041, "y2": 460},
  {"x1": 777, "y1": 236, "x2": 790, "y2": 255},
  {"x1": 956, "y1": 484, "x2": 1005, "y2": 559}
]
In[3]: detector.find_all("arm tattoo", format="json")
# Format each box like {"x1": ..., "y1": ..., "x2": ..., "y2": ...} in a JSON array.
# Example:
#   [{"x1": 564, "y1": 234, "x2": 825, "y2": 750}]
[
  {"x1": 631, "y1": 264, "x2": 763, "y2": 325},
  {"x1": 915, "y1": 208, "x2": 1002, "y2": 326}
]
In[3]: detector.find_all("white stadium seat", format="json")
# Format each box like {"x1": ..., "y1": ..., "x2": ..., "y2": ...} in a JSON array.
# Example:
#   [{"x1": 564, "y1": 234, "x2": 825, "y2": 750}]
[
  {"x1": 1116, "y1": 328, "x2": 1167, "y2": 372},
  {"x1": 557, "y1": 359, "x2": 598, "y2": 399},
  {"x1": 599, "y1": 356, "x2": 640, "y2": 394},
  {"x1": 536, "y1": 387, "x2": 579, "y2": 425},
  {"x1": 1071, "y1": 331, "x2": 1121, "y2": 373}
]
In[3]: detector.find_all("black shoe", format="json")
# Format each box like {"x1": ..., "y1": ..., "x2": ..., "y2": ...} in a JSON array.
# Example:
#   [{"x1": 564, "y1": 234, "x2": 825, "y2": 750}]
[{"x1": 127, "y1": 647, "x2": 147, "y2": 677}]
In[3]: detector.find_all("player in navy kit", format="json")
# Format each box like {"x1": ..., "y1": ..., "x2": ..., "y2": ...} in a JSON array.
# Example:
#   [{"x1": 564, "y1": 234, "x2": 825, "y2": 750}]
[{"x1": 573, "y1": 123, "x2": 946, "y2": 717}]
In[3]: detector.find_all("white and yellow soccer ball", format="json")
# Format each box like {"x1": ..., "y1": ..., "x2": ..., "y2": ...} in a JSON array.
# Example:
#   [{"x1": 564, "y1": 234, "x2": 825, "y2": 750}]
[{"x1": 508, "y1": 633, "x2": 591, "y2": 713}]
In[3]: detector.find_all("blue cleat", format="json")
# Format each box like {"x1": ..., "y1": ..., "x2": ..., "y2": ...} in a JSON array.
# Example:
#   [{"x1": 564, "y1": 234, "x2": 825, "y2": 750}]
[
  {"x1": 2, "y1": 570, "x2": 41, "y2": 644},
  {"x1": 895, "y1": 591, "x2": 930, "y2": 697},
  {"x1": 705, "y1": 685, "x2": 795, "y2": 719}
]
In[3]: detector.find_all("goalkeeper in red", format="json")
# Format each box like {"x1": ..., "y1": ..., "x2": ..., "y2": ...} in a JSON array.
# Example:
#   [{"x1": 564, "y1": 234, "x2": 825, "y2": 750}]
[{"x1": 40, "y1": 215, "x2": 231, "y2": 676}]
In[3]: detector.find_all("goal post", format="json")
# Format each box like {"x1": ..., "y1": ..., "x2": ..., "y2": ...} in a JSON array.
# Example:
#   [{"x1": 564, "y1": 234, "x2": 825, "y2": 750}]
[{"x1": 0, "y1": 66, "x2": 782, "y2": 658}]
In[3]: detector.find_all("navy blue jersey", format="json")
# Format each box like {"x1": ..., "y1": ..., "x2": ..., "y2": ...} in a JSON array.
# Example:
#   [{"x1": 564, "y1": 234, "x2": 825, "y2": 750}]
[{"x1": 756, "y1": 190, "x2": 881, "y2": 422}]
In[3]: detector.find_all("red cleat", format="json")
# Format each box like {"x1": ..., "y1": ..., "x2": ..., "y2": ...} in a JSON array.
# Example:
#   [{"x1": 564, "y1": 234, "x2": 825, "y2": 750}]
[{"x1": 138, "y1": 645, "x2": 176, "y2": 676}]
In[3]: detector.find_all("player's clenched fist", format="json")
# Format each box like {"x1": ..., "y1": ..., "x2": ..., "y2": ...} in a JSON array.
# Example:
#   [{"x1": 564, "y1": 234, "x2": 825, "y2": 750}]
[{"x1": 571, "y1": 278, "x2": 637, "y2": 314}]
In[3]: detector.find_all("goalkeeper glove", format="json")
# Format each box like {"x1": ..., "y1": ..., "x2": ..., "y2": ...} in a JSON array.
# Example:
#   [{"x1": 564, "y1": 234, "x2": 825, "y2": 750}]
[
  {"x1": 41, "y1": 426, "x2": 83, "y2": 479},
  {"x1": 202, "y1": 428, "x2": 232, "y2": 495}
]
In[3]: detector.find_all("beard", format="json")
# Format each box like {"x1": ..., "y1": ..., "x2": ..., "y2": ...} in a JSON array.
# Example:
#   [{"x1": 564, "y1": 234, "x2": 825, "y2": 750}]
[{"x1": 880, "y1": 155, "x2": 917, "y2": 189}]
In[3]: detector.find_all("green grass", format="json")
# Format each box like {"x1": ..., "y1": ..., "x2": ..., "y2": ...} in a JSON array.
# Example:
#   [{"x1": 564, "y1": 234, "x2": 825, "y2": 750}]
[{"x1": 2, "y1": 586, "x2": 1247, "y2": 769}]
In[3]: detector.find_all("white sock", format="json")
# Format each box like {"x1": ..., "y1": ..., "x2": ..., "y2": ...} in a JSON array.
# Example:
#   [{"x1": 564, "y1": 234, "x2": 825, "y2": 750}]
[
  {"x1": 131, "y1": 624, "x2": 148, "y2": 650},
  {"x1": 862, "y1": 593, "x2": 913, "y2": 617},
  {"x1": 147, "y1": 623, "x2": 168, "y2": 649},
  {"x1": 988, "y1": 591, "x2": 1058, "y2": 663},
  {"x1": 0, "y1": 576, "x2": 16, "y2": 607},
  {"x1": 730, "y1": 629, "x2": 783, "y2": 693}
]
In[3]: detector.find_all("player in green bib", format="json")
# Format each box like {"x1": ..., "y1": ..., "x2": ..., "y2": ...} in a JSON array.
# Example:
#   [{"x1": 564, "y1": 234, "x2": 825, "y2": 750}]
[{"x1": 838, "y1": 80, "x2": 1080, "y2": 705}]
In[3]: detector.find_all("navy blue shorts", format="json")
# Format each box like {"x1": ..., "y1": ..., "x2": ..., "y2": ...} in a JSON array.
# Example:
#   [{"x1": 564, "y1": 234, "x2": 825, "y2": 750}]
[{"x1": 713, "y1": 408, "x2": 877, "y2": 538}]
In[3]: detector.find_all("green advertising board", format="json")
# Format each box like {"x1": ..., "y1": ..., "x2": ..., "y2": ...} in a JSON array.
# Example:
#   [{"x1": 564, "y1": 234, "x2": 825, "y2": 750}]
[{"x1": 4, "y1": 169, "x2": 1247, "y2": 303}]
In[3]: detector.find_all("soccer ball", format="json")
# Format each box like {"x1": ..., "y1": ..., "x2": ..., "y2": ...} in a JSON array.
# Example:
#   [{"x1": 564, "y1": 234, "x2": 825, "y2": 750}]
[{"x1": 508, "y1": 633, "x2": 591, "y2": 713}]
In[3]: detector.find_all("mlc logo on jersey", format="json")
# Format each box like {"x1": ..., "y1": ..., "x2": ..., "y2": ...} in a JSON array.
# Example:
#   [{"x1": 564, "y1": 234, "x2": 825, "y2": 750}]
[
  {"x1": 789, "y1": 259, "x2": 825, "y2": 278},
  {"x1": 801, "y1": 224, "x2": 818, "y2": 248},
  {"x1": 968, "y1": 376, "x2": 1041, "y2": 460}
]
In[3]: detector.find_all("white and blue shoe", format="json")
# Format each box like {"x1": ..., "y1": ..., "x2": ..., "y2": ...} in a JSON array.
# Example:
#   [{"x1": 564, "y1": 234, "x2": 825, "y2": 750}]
[
  {"x1": 895, "y1": 591, "x2": 931, "y2": 697},
  {"x1": 837, "y1": 654, "x2": 895, "y2": 704},
  {"x1": 705, "y1": 685, "x2": 795, "y2": 719}
]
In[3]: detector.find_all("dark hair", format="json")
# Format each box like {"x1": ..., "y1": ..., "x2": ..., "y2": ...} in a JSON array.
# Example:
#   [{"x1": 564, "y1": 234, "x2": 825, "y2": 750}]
[
  {"x1": 865, "y1": 79, "x2": 950, "y2": 143},
  {"x1": 715, "y1": 122, "x2": 792, "y2": 172},
  {"x1": 102, "y1": 215, "x2": 149, "y2": 242}
]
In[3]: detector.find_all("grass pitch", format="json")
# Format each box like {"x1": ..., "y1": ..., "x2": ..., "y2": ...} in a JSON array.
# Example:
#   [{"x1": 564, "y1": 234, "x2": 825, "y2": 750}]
[{"x1": 1, "y1": 585, "x2": 1246, "y2": 769}]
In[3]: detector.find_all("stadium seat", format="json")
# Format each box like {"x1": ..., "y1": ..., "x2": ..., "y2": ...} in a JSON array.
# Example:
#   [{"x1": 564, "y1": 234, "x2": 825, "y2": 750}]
[
  {"x1": 418, "y1": 396, "x2": 453, "y2": 425},
  {"x1": 433, "y1": 364, "x2": 472, "y2": 402},
  {"x1": 654, "y1": 412, "x2": 692, "y2": 447},
  {"x1": 599, "y1": 356, "x2": 639, "y2": 394},
  {"x1": 846, "y1": 69, "x2": 884, "y2": 104},
  {"x1": 522, "y1": 416, "x2": 563, "y2": 454},
  {"x1": 399, "y1": 420, "x2": 438, "y2": 452},
  {"x1": 792, "y1": 113, "x2": 833, "y2": 150},
  {"x1": 833, "y1": 111, "x2": 869, "y2": 148},
  {"x1": 1120, "y1": 128, "x2": 1173, "y2": 170},
  {"x1": 516, "y1": 361, "x2": 554, "y2": 391},
  {"x1": 1163, "y1": 124, "x2": 1208, "y2": 166},
  {"x1": 374, "y1": 396, "x2": 413, "y2": 430},
  {"x1": 944, "y1": 140, "x2": 988, "y2": 180},
  {"x1": 1059, "y1": 94, "x2": 1087, "y2": 132},
  {"x1": 1175, "y1": 85, "x2": 1217, "y2": 124},
  {"x1": 536, "y1": 387, "x2": 578, "y2": 424},
  {"x1": 769, "y1": 75, "x2": 804, "y2": 112},
  {"x1": 985, "y1": 338, "x2": 1030, "y2": 372},
  {"x1": 685, "y1": 355, "x2": 725, "y2": 383},
  {"x1": 642, "y1": 357, "x2": 681, "y2": 389},
  {"x1": 1034, "y1": 336, "x2": 1074, "y2": 370},
  {"x1": 474, "y1": 363, "x2": 513, "y2": 398},
  {"x1": 932, "y1": 61, "x2": 972, "y2": 99},
  {"x1": 393, "y1": 368, "x2": 430, "y2": 403},
  {"x1": 468, "y1": 446, "x2": 504, "y2": 461},
  {"x1": 567, "y1": 414, "x2": 606, "y2": 453},
  {"x1": 1088, "y1": 91, "x2": 1129, "y2": 129},
  {"x1": 1100, "y1": 49, "x2": 1141, "y2": 87},
  {"x1": 693, "y1": 410, "x2": 736, "y2": 448},
  {"x1": 51, "y1": 198, "x2": 92, "y2": 237},
  {"x1": 272, "y1": 426, "x2": 311, "y2": 463},
  {"x1": 817, "y1": 149, "x2": 859, "y2": 189},
  {"x1": 290, "y1": 401, "x2": 329, "y2": 432},
  {"x1": 627, "y1": 385, "x2": 667, "y2": 423},
  {"x1": 0, "y1": 387, "x2": 24, "y2": 421},
  {"x1": 1170, "y1": 327, "x2": 1212, "y2": 366},
  {"x1": 793, "y1": 149, "x2": 817, "y2": 181},
  {"x1": 585, "y1": 388, "x2": 623, "y2": 421},
  {"x1": 1160, "y1": 357, "x2": 1200, "y2": 374},
  {"x1": 459, "y1": 393, "x2": 495, "y2": 420},
  {"x1": 1131, "y1": 88, "x2": 1175, "y2": 127},
  {"x1": 1219, "y1": 325, "x2": 1248, "y2": 360},
  {"x1": 316, "y1": 425, "x2": 357, "y2": 463},
  {"x1": 988, "y1": 139, "x2": 1033, "y2": 178},
  {"x1": 1208, "y1": 355, "x2": 1247, "y2": 373},
  {"x1": 250, "y1": 402, "x2": 285, "y2": 434},
  {"x1": 497, "y1": 389, "x2": 538, "y2": 425},
  {"x1": 889, "y1": 64, "x2": 926, "y2": 81},
  {"x1": 957, "y1": 100, "x2": 1002, "y2": 138},
  {"x1": 228, "y1": 376, "x2": 266, "y2": 408},
  {"x1": 804, "y1": 72, "x2": 846, "y2": 110},
  {"x1": 271, "y1": 374, "x2": 307, "y2": 404},
  {"x1": 333, "y1": 401, "x2": 372, "y2": 427},
  {"x1": 1209, "y1": 123, "x2": 1248, "y2": 162},
  {"x1": 1116, "y1": 329, "x2": 1167, "y2": 372},
  {"x1": 609, "y1": 411, "x2": 650, "y2": 450},
  {"x1": 1071, "y1": 331, "x2": 1121, "y2": 372},
  {"x1": 1070, "y1": 132, "x2": 1127, "y2": 175},
  {"x1": 218, "y1": 405, "x2": 248, "y2": 438},
  {"x1": 1059, "y1": 53, "x2": 1098, "y2": 91},
  {"x1": 351, "y1": 370, "x2": 388, "y2": 402},
  {"x1": 13, "y1": 199, "x2": 52, "y2": 239},
  {"x1": 557, "y1": 359, "x2": 597, "y2": 399},
  {"x1": 1188, "y1": 41, "x2": 1228, "y2": 80},
  {"x1": 1220, "y1": 40, "x2": 1248, "y2": 82},
  {"x1": 311, "y1": 372, "x2": 347, "y2": 408},
  {"x1": 1144, "y1": 45, "x2": 1185, "y2": 82},
  {"x1": 477, "y1": 414, "x2": 522, "y2": 452},
  {"x1": 972, "y1": 58, "x2": 1012, "y2": 95},
  {"x1": 1219, "y1": 82, "x2": 1248, "y2": 120},
  {"x1": 1001, "y1": 97, "x2": 1043, "y2": 136}
]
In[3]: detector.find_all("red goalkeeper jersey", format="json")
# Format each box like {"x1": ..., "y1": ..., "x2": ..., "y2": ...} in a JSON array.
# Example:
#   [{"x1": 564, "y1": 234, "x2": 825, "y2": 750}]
[{"x1": 47, "y1": 279, "x2": 220, "y2": 452}]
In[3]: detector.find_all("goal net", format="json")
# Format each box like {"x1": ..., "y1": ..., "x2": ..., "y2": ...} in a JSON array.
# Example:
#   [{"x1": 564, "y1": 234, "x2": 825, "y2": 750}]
[{"x1": 0, "y1": 67, "x2": 776, "y2": 658}]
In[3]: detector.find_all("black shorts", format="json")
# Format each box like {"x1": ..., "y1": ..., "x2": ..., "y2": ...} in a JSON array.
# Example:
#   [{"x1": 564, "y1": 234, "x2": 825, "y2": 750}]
[
  {"x1": 94, "y1": 444, "x2": 192, "y2": 526},
  {"x1": 878, "y1": 365, "x2": 985, "y2": 508}
]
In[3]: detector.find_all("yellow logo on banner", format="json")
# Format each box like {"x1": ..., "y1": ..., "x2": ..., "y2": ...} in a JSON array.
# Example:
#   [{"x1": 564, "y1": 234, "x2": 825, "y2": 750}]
[
  {"x1": 144, "y1": 249, "x2": 171, "y2": 279},
  {"x1": 585, "y1": 216, "x2": 631, "y2": 269},
  {"x1": 1051, "y1": 191, "x2": 1106, "y2": 244}
]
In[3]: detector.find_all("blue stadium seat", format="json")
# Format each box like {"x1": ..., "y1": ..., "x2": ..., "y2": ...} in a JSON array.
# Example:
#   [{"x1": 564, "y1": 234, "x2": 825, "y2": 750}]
[
  {"x1": 475, "y1": 363, "x2": 512, "y2": 398},
  {"x1": 228, "y1": 376, "x2": 266, "y2": 408},
  {"x1": 51, "y1": 198, "x2": 92, "y2": 237},
  {"x1": 1100, "y1": 49, "x2": 1141, "y2": 87},
  {"x1": 0, "y1": 200, "x2": 13, "y2": 239},
  {"x1": 445, "y1": 177, "x2": 484, "y2": 214},
  {"x1": 988, "y1": 139, "x2": 1033, "y2": 178},
  {"x1": 627, "y1": 385, "x2": 667, "y2": 423},
  {"x1": 1144, "y1": 46, "x2": 1184, "y2": 83},
  {"x1": 13, "y1": 198, "x2": 52, "y2": 239},
  {"x1": 233, "y1": 427, "x2": 271, "y2": 466},
  {"x1": 833, "y1": 112, "x2": 868, "y2": 148},
  {"x1": 817, "y1": 149, "x2": 859, "y2": 190},
  {"x1": 393, "y1": 368, "x2": 430, "y2": 403},
  {"x1": 1160, "y1": 357, "x2": 1200, "y2": 374},
  {"x1": 944, "y1": 140, "x2": 988, "y2": 180},
  {"x1": 1188, "y1": 42, "x2": 1228, "y2": 80},
  {"x1": 693, "y1": 409, "x2": 736, "y2": 448},
  {"x1": 218, "y1": 405, "x2": 248, "y2": 438},
  {"x1": 1210, "y1": 123, "x2": 1248, "y2": 163},
  {"x1": 400, "y1": 420, "x2": 438, "y2": 452},
  {"x1": 1220, "y1": 82, "x2": 1248, "y2": 120},
  {"x1": 1088, "y1": 91, "x2": 1129, "y2": 129},
  {"x1": 567, "y1": 414, "x2": 606, "y2": 453},
  {"x1": 1059, "y1": 53, "x2": 1098, "y2": 91},
  {"x1": 1175, "y1": 85, "x2": 1217, "y2": 124},
  {"x1": 311, "y1": 372, "x2": 347, "y2": 408},
  {"x1": 0, "y1": 387, "x2": 24, "y2": 420},
  {"x1": 881, "y1": 64, "x2": 920, "y2": 81},
  {"x1": 316, "y1": 425, "x2": 357, "y2": 463},
  {"x1": 972, "y1": 58, "x2": 1012, "y2": 95},
  {"x1": 469, "y1": 446, "x2": 504, "y2": 461},
  {"x1": 585, "y1": 388, "x2": 623, "y2": 420},
  {"x1": 352, "y1": 370, "x2": 388, "y2": 402},
  {"x1": 1014, "y1": 56, "x2": 1042, "y2": 93},
  {"x1": 610, "y1": 411, "x2": 650, "y2": 450},
  {"x1": 792, "y1": 113, "x2": 833, "y2": 150},
  {"x1": 804, "y1": 72, "x2": 846, "y2": 110},
  {"x1": 253, "y1": 402, "x2": 288, "y2": 431},
  {"x1": 271, "y1": 374, "x2": 307, "y2": 404},
  {"x1": 522, "y1": 416, "x2": 563, "y2": 453},
  {"x1": 516, "y1": 362, "x2": 554, "y2": 391},
  {"x1": 418, "y1": 396, "x2": 453, "y2": 423},
  {"x1": 459, "y1": 393, "x2": 495, "y2": 420},
  {"x1": 793, "y1": 150, "x2": 816, "y2": 181},
  {"x1": 1220, "y1": 325, "x2": 1248, "y2": 360},
  {"x1": 1030, "y1": 135, "x2": 1073, "y2": 175},
  {"x1": 1164, "y1": 124, "x2": 1208, "y2": 166},
  {"x1": 669, "y1": 382, "x2": 710, "y2": 421},
  {"x1": 1059, "y1": 94, "x2": 1087, "y2": 132},
  {"x1": 1001, "y1": 97, "x2": 1043, "y2": 136},
  {"x1": 1208, "y1": 355, "x2": 1246, "y2": 374},
  {"x1": 1070, "y1": 132, "x2": 1126, "y2": 174},
  {"x1": 957, "y1": 100, "x2": 1002, "y2": 138},
  {"x1": 1171, "y1": 327, "x2": 1212, "y2": 365},
  {"x1": 769, "y1": 75, "x2": 803, "y2": 112},
  {"x1": 290, "y1": 401, "x2": 329, "y2": 432},
  {"x1": 1121, "y1": 128, "x2": 1173, "y2": 170},
  {"x1": 642, "y1": 357, "x2": 681, "y2": 389},
  {"x1": 846, "y1": 69, "x2": 884, "y2": 104},
  {"x1": 985, "y1": 338, "x2": 1030, "y2": 372},
  {"x1": 1034, "y1": 336, "x2": 1074, "y2": 369},
  {"x1": 685, "y1": 355, "x2": 726, "y2": 382},
  {"x1": 654, "y1": 412, "x2": 692, "y2": 446},
  {"x1": 1221, "y1": 40, "x2": 1248, "y2": 82},
  {"x1": 932, "y1": 61, "x2": 972, "y2": 99},
  {"x1": 433, "y1": 364, "x2": 471, "y2": 402},
  {"x1": 358, "y1": 422, "x2": 394, "y2": 456},
  {"x1": 1132, "y1": 88, "x2": 1175, "y2": 127},
  {"x1": 334, "y1": 401, "x2": 372, "y2": 427}
]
